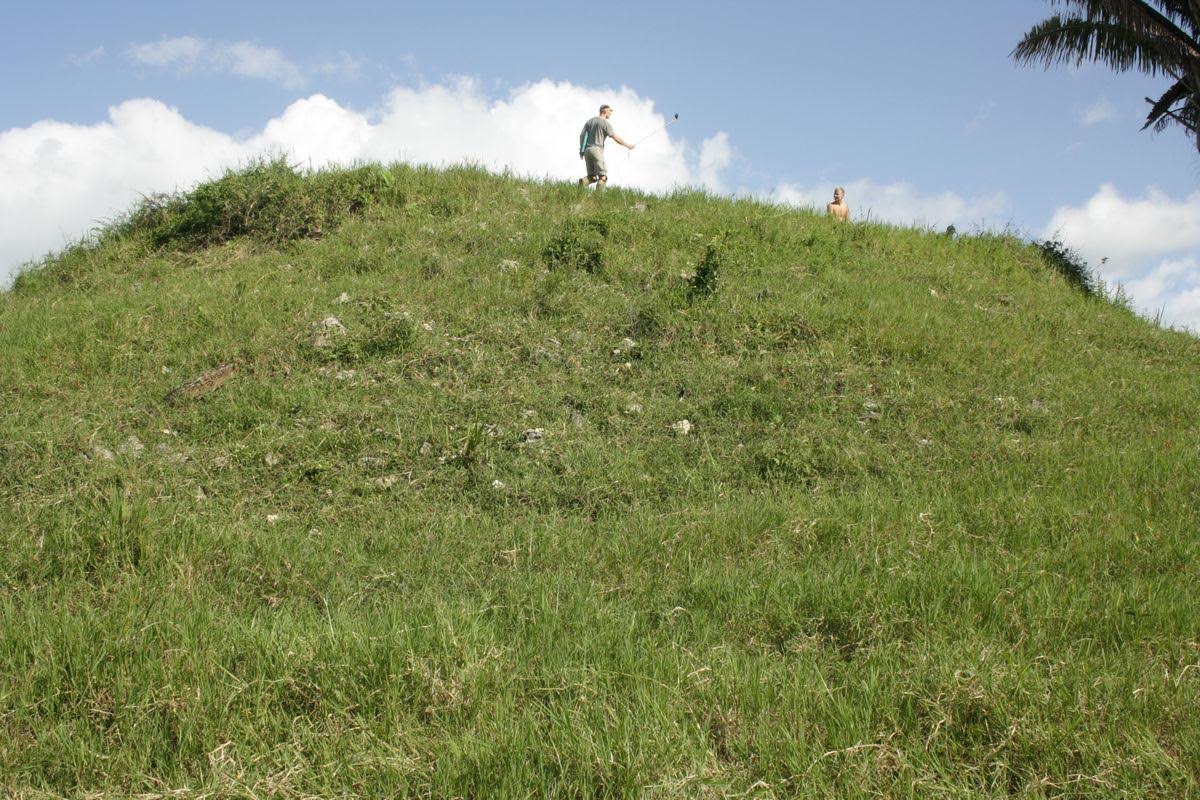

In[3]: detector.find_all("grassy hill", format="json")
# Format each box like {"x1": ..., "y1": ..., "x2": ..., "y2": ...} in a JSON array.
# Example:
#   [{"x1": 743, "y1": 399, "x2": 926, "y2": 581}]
[{"x1": 2, "y1": 161, "x2": 1198, "y2": 798}]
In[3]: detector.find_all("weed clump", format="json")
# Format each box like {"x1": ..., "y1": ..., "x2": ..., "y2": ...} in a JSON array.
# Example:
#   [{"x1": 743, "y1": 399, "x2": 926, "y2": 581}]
[
  {"x1": 689, "y1": 232, "x2": 747, "y2": 299},
  {"x1": 1036, "y1": 237, "x2": 1098, "y2": 296},
  {"x1": 543, "y1": 219, "x2": 609, "y2": 274},
  {"x1": 124, "y1": 158, "x2": 401, "y2": 251},
  {"x1": 325, "y1": 312, "x2": 415, "y2": 364}
]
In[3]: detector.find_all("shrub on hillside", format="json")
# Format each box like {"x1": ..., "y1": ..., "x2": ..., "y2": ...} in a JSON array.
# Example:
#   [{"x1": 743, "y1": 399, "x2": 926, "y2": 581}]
[
  {"x1": 1035, "y1": 237, "x2": 1098, "y2": 297},
  {"x1": 543, "y1": 219, "x2": 609, "y2": 274},
  {"x1": 123, "y1": 159, "x2": 401, "y2": 251},
  {"x1": 689, "y1": 231, "x2": 748, "y2": 300}
]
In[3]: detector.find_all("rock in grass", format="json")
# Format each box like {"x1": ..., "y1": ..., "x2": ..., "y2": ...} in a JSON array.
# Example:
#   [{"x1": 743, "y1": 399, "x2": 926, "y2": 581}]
[
  {"x1": 311, "y1": 317, "x2": 346, "y2": 349},
  {"x1": 519, "y1": 428, "x2": 545, "y2": 444},
  {"x1": 358, "y1": 456, "x2": 389, "y2": 470},
  {"x1": 116, "y1": 435, "x2": 145, "y2": 457},
  {"x1": 671, "y1": 419, "x2": 693, "y2": 436},
  {"x1": 89, "y1": 445, "x2": 115, "y2": 462},
  {"x1": 163, "y1": 363, "x2": 236, "y2": 405}
]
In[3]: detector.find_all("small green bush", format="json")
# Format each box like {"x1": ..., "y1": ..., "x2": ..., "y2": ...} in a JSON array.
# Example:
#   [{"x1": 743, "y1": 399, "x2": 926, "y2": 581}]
[
  {"x1": 689, "y1": 232, "x2": 736, "y2": 299},
  {"x1": 543, "y1": 219, "x2": 609, "y2": 274},
  {"x1": 1036, "y1": 237, "x2": 1098, "y2": 296},
  {"x1": 328, "y1": 312, "x2": 415, "y2": 364}
]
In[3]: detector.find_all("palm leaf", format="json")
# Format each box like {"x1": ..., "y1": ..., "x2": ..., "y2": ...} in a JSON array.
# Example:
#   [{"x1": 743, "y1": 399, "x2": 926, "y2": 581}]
[
  {"x1": 1143, "y1": 77, "x2": 1191, "y2": 127},
  {"x1": 1012, "y1": 15, "x2": 1178, "y2": 73}
]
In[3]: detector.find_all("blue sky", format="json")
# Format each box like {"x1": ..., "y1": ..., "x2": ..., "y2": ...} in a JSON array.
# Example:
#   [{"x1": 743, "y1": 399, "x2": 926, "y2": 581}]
[{"x1": 3, "y1": 0, "x2": 1199, "y2": 326}]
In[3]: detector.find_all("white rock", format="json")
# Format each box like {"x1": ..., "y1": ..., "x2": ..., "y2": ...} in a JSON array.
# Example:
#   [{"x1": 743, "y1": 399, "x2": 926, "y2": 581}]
[
  {"x1": 335, "y1": 292, "x2": 351, "y2": 304},
  {"x1": 672, "y1": 419, "x2": 693, "y2": 436},
  {"x1": 264, "y1": 453, "x2": 281, "y2": 467},
  {"x1": 312, "y1": 316, "x2": 346, "y2": 348},
  {"x1": 491, "y1": 479, "x2": 506, "y2": 490},
  {"x1": 266, "y1": 514, "x2": 281, "y2": 524},
  {"x1": 626, "y1": 403, "x2": 643, "y2": 415},
  {"x1": 520, "y1": 428, "x2": 545, "y2": 444}
]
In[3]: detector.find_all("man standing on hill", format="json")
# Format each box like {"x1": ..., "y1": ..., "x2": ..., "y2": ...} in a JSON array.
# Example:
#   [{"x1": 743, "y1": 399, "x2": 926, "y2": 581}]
[{"x1": 579, "y1": 105, "x2": 635, "y2": 188}]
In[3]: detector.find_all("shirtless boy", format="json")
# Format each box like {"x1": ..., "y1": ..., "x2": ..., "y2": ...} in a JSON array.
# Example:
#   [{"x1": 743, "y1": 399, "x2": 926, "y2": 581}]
[{"x1": 827, "y1": 187, "x2": 850, "y2": 222}]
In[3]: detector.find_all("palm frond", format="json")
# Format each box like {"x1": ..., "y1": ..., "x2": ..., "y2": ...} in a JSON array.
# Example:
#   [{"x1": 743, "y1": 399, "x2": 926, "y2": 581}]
[
  {"x1": 1015, "y1": 0, "x2": 1200, "y2": 151},
  {"x1": 1143, "y1": 77, "x2": 1192, "y2": 127},
  {"x1": 1053, "y1": 0, "x2": 1199, "y2": 43},
  {"x1": 1012, "y1": 15, "x2": 1177, "y2": 73}
]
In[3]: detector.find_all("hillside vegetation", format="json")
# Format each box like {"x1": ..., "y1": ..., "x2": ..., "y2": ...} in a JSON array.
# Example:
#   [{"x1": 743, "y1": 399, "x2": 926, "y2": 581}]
[{"x1": 2, "y1": 161, "x2": 1198, "y2": 798}]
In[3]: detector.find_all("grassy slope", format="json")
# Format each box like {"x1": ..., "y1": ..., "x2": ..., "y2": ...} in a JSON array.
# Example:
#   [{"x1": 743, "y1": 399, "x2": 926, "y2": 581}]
[{"x1": 1, "y1": 164, "x2": 1198, "y2": 798}]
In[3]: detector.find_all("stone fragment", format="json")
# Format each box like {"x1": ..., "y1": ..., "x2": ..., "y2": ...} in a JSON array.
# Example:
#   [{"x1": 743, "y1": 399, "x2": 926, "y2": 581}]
[
  {"x1": 358, "y1": 456, "x2": 388, "y2": 470},
  {"x1": 311, "y1": 317, "x2": 346, "y2": 349},
  {"x1": 164, "y1": 363, "x2": 237, "y2": 404}
]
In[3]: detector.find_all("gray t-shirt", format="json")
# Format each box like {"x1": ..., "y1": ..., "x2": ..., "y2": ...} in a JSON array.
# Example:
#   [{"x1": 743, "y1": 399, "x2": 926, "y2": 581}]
[{"x1": 580, "y1": 116, "x2": 615, "y2": 153}]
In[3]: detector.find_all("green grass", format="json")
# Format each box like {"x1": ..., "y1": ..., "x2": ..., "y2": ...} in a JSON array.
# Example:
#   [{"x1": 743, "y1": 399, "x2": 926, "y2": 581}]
[{"x1": 1, "y1": 161, "x2": 1198, "y2": 798}]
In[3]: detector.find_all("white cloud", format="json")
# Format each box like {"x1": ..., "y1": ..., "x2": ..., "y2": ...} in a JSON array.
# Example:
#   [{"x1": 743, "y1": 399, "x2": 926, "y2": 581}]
[
  {"x1": 1123, "y1": 258, "x2": 1200, "y2": 330},
  {"x1": 770, "y1": 179, "x2": 1010, "y2": 229},
  {"x1": 314, "y1": 52, "x2": 367, "y2": 81},
  {"x1": 0, "y1": 80, "x2": 730, "y2": 286},
  {"x1": 126, "y1": 36, "x2": 304, "y2": 88},
  {"x1": 68, "y1": 47, "x2": 106, "y2": 67},
  {"x1": 1043, "y1": 184, "x2": 1200, "y2": 329},
  {"x1": 1043, "y1": 184, "x2": 1200, "y2": 267},
  {"x1": 966, "y1": 101, "x2": 997, "y2": 132},
  {"x1": 698, "y1": 132, "x2": 733, "y2": 192},
  {"x1": 126, "y1": 36, "x2": 207, "y2": 68},
  {"x1": 224, "y1": 42, "x2": 305, "y2": 87},
  {"x1": 1082, "y1": 98, "x2": 1117, "y2": 126}
]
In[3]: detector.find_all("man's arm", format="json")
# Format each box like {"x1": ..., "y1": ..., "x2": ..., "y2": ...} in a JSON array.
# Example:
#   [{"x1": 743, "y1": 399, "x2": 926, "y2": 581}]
[{"x1": 604, "y1": 119, "x2": 634, "y2": 150}]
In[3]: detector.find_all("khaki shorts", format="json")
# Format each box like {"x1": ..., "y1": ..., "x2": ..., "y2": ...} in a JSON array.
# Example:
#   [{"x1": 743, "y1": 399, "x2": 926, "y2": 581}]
[{"x1": 584, "y1": 147, "x2": 606, "y2": 179}]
